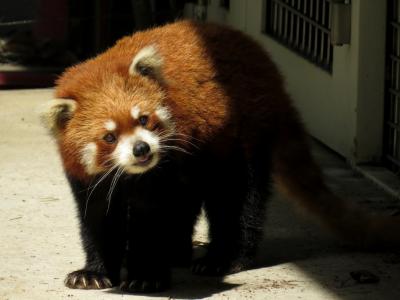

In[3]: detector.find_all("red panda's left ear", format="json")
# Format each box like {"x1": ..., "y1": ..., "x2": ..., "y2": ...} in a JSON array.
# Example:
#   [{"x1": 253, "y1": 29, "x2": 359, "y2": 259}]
[
  {"x1": 40, "y1": 98, "x2": 77, "y2": 138},
  {"x1": 129, "y1": 45, "x2": 164, "y2": 83}
]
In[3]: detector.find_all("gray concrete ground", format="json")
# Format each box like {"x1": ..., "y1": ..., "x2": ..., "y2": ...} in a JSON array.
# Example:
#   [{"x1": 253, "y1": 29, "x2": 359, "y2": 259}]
[{"x1": 1, "y1": 88, "x2": 400, "y2": 300}]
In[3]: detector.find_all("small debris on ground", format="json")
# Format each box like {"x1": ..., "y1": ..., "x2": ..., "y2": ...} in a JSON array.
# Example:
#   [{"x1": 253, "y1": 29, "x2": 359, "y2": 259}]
[
  {"x1": 350, "y1": 270, "x2": 380, "y2": 284},
  {"x1": 383, "y1": 253, "x2": 400, "y2": 264}
]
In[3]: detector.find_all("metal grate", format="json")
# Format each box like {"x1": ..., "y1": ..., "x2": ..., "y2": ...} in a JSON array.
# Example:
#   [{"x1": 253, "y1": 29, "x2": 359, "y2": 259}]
[
  {"x1": 264, "y1": 0, "x2": 333, "y2": 72},
  {"x1": 384, "y1": 0, "x2": 400, "y2": 173}
]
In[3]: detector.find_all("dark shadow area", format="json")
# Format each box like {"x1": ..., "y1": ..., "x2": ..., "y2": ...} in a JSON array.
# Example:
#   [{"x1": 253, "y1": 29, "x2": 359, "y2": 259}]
[
  {"x1": 254, "y1": 148, "x2": 400, "y2": 299},
  {"x1": 103, "y1": 244, "x2": 241, "y2": 299},
  {"x1": 0, "y1": 0, "x2": 187, "y2": 88},
  {"x1": 105, "y1": 269, "x2": 240, "y2": 299},
  {"x1": 188, "y1": 23, "x2": 400, "y2": 299}
]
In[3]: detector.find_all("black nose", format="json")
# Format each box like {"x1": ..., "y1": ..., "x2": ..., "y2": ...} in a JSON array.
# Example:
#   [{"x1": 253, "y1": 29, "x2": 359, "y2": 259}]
[{"x1": 133, "y1": 141, "x2": 150, "y2": 157}]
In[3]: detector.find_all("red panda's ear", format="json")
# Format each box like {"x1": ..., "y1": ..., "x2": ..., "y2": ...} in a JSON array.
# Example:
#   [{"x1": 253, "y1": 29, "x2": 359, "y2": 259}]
[
  {"x1": 40, "y1": 98, "x2": 77, "y2": 138},
  {"x1": 129, "y1": 45, "x2": 164, "y2": 83}
]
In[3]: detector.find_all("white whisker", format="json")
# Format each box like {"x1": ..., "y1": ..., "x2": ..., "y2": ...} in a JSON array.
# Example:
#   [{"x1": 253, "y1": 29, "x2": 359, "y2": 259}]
[
  {"x1": 160, "y1": 145, "x2": 193, "y2": 155},
  {"x1": 84, "y1": 164, "x2": 119, "y2": 219},
  {"x1": 173, "y1": 132, "x2": 204, "y2": 144},
  {"x1": 160, "y1": 137, "x2": 200, "y2": 149},
  {"x1": 106, "y1": 167, "x2": 125, "y2": 215}
]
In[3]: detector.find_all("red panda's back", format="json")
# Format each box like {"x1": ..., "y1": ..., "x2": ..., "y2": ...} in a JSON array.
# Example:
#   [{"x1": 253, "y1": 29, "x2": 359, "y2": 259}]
[{"x1": 57, "y1": 20, "x2": 297, "y2": 145}]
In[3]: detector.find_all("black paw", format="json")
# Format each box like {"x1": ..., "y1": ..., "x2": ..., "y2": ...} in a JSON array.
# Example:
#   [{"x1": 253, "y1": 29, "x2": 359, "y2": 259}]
[
  {"x1": 65, "y1": 270, "x2": 113, "y2": 289},
  {"x1": 119, "y1": 278, "x2": 169, "y2": 293},
  {"x1": 191, "y1": 256, "x2": 250, "y2": 276}
]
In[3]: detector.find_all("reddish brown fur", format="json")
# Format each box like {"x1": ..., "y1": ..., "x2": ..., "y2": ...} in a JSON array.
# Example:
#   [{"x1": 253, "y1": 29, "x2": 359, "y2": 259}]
[
  {"x1": 54, "y1": 20, "x2": 400, "y2": 249},
  {"x1": 57, "y1": 75, "x2": 167, "y2": 180},
  {"x1": 56, "y1": 21, "x2": 289, "y2": 178}
]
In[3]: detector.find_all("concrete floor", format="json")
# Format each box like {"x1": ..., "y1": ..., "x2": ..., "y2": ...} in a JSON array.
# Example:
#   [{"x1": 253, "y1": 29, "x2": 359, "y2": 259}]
[{"x1": 1, "y1": 88, "x2": 400, "y2": 300}]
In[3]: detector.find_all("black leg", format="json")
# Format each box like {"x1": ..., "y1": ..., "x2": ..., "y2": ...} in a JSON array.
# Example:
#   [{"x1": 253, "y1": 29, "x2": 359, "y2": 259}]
[
  {"x1": 192, "y1": 149, "x2": 271, "y2": 276},
  {"x1": 65, "y1": 175, "x2": 125, "y2": 289},
  {"x1": 118, "y1": 170, "x2": 195, "y2": 293}
]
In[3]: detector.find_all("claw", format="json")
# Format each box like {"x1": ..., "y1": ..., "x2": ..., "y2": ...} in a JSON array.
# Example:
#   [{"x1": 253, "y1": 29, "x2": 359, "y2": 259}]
[
  {"x1": 128, "y1": 280, "x2": 138, "y2": 290},
  {"x1": 81, "y1": 276, "x2": 87, "y2": 288},
  {"x1": 93, "y1": 278, "x2": 101, "y2": 289},
  {"x1": 119, "y1": 281, "x2": 127, "y2": 289},
  {"x1": 104, "y1": 278, "x2": 113, "y2": 288},
  {"x1": 71, "y1": 275, "x2": 78, "y2": 286}
]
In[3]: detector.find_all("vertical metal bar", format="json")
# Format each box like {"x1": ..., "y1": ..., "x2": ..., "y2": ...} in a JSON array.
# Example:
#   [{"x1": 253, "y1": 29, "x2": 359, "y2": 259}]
[
  {"x1": 283, "y1": 4, "x2": 288, "y2": 41},
  {"x1": 395, "y1": 3, "x2": 400, "y2": 162},
  {"x1": 289, "y1": 0, "x2": 295, "y2": 44},
  {"x1": 326, "y1": 2, "x2": 332, "y2": 65},
  {"x1": 326, "y1": 0, "x2": 330, "y2": 28},
  {"x1": 389, "y1": 0, "x2": 395, "y2": 163},
  {"x1": 295, "y1": 0, "x2": 301, "y2": 48},
  {"x1": 320, "y1": 31, "x2": 325, "y2": 63},
  {"x1": 301, "y1": 0, "x2": 308, "y2": 50},
  {"x1": 284, "y1": 0, "x2": 290, "y2": 42},
  {"x1": 271, "y1": 0, "x2": 275, "y2": 33},
  {"x1": 313, "y1": 27, "x2": 318, "y2": 60},
  {"x1": 307, "y1": 0, "x2": 314, "y2": 55},
  {"x1": 273, "y1": 1, "x2": 278, "y2": 33},
  {"x1": 319, "y1": 0, "x2": 327, "y2": 63},
  {"x1": 397, "y1": 0, "x2": 400, "y2": 23},
  {"x1": 313, "y1": 0, "x2": 320, "y2": 60},
  {"x1": 397, "y1": 54, "x2": 400, "y2": 93},
  {"x1": 307, "y1": 24, "x2": 312, "y2": 55},
  {"x1": 392, "y1": 55, "x2": 396, "y2": 89},
  {"x1": 397, "y1": 63, "x2": 400, "y2": 124},
  {"x1": 278, "y1": 2, "x2": 283, "y2": 37}
]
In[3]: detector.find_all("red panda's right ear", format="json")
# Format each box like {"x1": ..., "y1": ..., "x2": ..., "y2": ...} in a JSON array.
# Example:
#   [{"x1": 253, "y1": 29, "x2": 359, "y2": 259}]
[{"x1": 40, "y1": 98, "x2": 77, "y2": 138}]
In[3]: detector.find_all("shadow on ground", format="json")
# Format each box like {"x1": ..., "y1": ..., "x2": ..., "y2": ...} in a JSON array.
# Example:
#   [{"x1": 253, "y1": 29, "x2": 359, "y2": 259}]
[{"x1": 106, "y1": 269, "x2": 240, "y2": 299}]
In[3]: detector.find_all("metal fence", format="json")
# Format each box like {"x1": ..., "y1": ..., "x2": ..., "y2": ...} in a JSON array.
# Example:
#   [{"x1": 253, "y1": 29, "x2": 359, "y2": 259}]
[
  {"x1": 264, "y1": 0, "x2": 333, "y2": 71},
  {"x1": 385, "y1": 0, "x2": 400, "y2": 173}
]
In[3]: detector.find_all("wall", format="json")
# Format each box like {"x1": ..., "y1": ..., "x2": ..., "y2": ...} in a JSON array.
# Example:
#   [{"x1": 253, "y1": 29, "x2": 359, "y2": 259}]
[{"x1": 206, "y1": 0, "x2": 387, "y2": 163}]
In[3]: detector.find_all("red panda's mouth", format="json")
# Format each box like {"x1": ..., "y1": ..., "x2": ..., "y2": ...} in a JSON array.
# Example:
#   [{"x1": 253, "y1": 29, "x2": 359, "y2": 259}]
[{"x1": 133, "y1": 154, "x2": 154, "y2": 166}]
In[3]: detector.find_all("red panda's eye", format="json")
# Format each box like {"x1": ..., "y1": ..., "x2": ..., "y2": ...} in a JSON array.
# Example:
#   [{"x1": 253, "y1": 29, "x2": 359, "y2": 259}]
[
  {"x1": 137, "y1": 64, "x2": 152, "y2": 76},
  {"x1": 103, "y1": 133, "x2": 117, "y2": 144},
  {"x1": 138, "y1": 115, "x2": 148, "y2": 126}
]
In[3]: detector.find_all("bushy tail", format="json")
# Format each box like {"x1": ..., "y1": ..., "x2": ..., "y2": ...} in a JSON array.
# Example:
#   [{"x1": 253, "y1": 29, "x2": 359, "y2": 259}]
[{"x1": 272, "y1": 120, "x2": 400, "y2": 249}]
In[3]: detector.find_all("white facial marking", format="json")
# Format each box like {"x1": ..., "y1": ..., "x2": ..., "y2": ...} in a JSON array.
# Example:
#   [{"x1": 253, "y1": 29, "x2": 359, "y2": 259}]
[
  {"x1": 131, "y1": 106, "x2": 140, "y2": 120},
  {"x1": 80, "y1": 143, "x2": 100, "y2": 175},
  {"x1": 112, "y1": 128, "x2": 160, "y2": 174},
  {"x1": 113, "y1": 136, "x2": 133, "y2": 165},
  {"x1": 135, "y1": 128, "x2": 160, "y2": 152},
  {"x1": 155, "y1": 106, "x2": 175, "y2": 131},
  {"x1": 129, "y1": 45, "x2": 163, "y2": 76},
  {"x1": 104, "y1": 119, "x2": 117, "y2": 131},
  {"x1": 155, "y1": 106, "x2": 171, "y2": 122}
]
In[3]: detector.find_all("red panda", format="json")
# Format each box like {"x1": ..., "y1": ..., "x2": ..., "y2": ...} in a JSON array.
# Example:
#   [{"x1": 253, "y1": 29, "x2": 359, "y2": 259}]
[{"x1": 41, "y1": 20, "x2": 400, "y2": 293}]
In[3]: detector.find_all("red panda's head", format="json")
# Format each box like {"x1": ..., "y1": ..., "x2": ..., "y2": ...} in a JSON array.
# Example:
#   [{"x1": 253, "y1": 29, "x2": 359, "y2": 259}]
[{"x1": 41, "y1": 45, "x2": 180, "y2": 181}]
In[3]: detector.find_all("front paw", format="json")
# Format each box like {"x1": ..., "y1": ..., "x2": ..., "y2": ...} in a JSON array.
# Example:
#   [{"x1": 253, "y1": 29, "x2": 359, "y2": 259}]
[
  {"x1": 65, "y1": 270, "x2": 113, "y2": 289},
  {"x1": 120, "y1": 278, "x2": 169, "y2": 293}
]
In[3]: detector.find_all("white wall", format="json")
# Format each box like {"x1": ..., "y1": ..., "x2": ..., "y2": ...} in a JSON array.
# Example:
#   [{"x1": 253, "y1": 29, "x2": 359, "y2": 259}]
[{"x1": 206, "y1": 0, "x2": 386, "y2": 164}]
